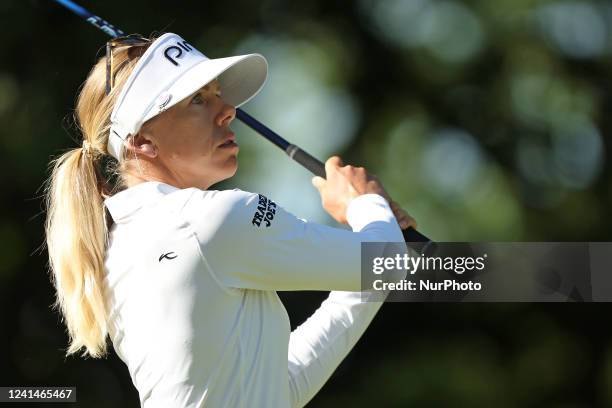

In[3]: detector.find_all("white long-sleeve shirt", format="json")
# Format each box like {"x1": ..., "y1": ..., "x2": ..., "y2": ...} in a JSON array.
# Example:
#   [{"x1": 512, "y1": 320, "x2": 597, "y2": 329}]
[{"x1": 103, "y1": 181, "x2": 405, "y2": 407}]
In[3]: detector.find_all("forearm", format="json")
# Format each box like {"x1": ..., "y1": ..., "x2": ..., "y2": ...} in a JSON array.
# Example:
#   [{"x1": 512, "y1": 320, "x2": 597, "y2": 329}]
[
  {"x1": 287, "y1": 290, "x2": 387, "y2": 407},
  {"x1": 287, "y1": 194, "x2": 407, "y2": 406}
]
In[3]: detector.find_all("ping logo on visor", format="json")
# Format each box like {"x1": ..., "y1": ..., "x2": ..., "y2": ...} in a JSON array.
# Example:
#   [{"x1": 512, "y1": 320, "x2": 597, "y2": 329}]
[{"x1": 163, "y1": 40, "x2": 194, "y2": 66}]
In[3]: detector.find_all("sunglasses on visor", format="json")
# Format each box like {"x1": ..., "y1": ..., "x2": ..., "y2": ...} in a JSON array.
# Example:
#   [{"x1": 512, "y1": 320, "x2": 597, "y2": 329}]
[{"x1": 105, "y1": 35, "x2": 152, "y2": 95}]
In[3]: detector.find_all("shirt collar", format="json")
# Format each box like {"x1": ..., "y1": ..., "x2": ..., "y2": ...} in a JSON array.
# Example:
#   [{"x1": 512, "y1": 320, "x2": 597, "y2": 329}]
[{"x1": 105, "y1": 181, "x2": 179, "y2": 222}]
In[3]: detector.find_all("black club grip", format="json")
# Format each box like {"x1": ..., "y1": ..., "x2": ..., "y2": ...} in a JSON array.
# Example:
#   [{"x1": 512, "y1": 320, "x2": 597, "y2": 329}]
[{"x1": 286, "y1": 144, "x2": 326, "y2": 178}]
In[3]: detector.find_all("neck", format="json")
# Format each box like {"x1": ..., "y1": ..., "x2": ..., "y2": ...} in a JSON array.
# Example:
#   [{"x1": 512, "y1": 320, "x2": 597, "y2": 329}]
[{"x1": 121, "y1": 157, "x2": 213, "y2": 190}]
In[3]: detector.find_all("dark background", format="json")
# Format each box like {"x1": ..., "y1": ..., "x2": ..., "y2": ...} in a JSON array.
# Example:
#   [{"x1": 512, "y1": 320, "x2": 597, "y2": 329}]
[{"x1": 2, "y1": 0, "x2": 612, "y2": 406}]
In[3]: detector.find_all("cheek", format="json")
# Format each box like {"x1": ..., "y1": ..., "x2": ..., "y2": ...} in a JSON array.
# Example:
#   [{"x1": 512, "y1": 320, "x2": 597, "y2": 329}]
[{"x1": 163, "y1": 118, "x2": 216, "y2": 156}]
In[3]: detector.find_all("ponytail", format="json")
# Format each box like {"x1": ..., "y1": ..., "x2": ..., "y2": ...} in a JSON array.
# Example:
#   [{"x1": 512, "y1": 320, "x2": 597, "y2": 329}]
[
  {"x1": 45, "y1": 147, "x2": 110, "y2": 358},
  {"x1": 45, "y1": 39, "x2": 152, "y2": 358}
]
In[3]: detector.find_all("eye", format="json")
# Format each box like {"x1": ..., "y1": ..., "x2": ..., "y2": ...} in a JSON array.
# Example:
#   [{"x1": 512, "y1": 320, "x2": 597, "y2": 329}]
[{"x1": 190, "y1": 93, "x2": 206, "y2": 105}]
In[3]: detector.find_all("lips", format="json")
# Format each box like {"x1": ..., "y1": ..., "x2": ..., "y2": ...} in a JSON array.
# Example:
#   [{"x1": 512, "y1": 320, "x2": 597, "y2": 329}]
[{"x1": 218, "y1": 132, "x2": 238, "y2": 149}]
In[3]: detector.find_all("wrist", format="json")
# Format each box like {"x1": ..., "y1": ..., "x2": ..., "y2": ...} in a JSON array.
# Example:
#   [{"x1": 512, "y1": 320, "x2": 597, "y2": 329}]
[{"x1": 346, "y1": 194, "x2": 393, "y2": 231}]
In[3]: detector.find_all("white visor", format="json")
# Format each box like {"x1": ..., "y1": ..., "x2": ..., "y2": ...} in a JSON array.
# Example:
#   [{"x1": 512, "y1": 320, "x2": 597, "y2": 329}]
[{"x1": 108, "y1": 32, "x2": 268, "y2": 161}]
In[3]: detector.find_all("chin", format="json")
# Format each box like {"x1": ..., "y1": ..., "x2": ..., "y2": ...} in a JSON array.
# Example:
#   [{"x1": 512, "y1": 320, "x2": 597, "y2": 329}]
[
  {"x1": 229, "y1": 167, "x2": 238, "y2": 177},
  {"x1": 214, "y1": 158, "x2": 239, "y2": 184},
  {"x1": 226, "y1": 155, "x2": 239, "y2": 176}
]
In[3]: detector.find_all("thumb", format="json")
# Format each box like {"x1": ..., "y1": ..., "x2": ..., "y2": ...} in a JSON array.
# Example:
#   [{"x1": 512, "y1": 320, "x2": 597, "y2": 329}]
[{"x1": 311, "y1": 176, "x2": 325, "y2": 191}]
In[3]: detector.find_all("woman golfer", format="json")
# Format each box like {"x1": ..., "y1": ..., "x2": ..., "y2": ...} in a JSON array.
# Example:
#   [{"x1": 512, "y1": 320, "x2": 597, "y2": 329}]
[{"x1": 45, "y1": 33, "x2": 414, "y2": 407}]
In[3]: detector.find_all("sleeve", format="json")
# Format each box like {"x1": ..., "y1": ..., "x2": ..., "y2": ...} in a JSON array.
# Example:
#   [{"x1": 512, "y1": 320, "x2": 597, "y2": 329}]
[
  {"x1": 182, "y1": 189, "x2": 405, "y2": 292},
  {"x1": 285, "y1": 226, "x2": 409, "y2": 407},
  {"x1": 286, "y1": 291, "x2": 389, "y2": 408}
]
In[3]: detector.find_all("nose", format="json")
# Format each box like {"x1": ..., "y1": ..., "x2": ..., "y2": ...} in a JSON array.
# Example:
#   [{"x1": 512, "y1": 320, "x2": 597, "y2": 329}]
[{"x1": 216, "y1": 102, "x2": 236, "y2": 128}]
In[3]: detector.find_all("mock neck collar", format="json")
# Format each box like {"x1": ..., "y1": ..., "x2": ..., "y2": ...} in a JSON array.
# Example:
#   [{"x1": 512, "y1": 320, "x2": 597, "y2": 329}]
[{"x1": 104, "y1": 181, "x2": 179, "y2": 222}]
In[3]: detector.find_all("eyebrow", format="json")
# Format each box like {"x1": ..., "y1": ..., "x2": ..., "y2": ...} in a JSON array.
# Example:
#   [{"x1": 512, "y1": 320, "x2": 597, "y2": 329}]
[
  {"x1": 190, "y1": 81, "x2": 221, "y2": 97},
  {"x1": 184, "y1": 81, "x2": 221, "y2": 106},
  {"x1": 202, "y1": 80, "x2": 221, "y2": 92}
]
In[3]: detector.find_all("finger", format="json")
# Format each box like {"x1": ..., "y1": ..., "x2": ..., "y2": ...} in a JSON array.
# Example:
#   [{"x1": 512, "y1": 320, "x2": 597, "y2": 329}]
[
  {"x1": 395, "y1": 213, "x2": 410, "y2": 229},
  {"x1": 392, "y1": 206, "x2": 417, "y2": 230},
  {"x1": 392, "y1": 208, "x2": 404, "y2": 224},
  {"x1": 326, "y1": 156, "x2": 344, "y2": 174},
  {"x1": 404, "y1": 217, "x2": 417, "y2": 230},
  {"x1": 311, "y1": 176, "x2": 326, "y2": 191}
]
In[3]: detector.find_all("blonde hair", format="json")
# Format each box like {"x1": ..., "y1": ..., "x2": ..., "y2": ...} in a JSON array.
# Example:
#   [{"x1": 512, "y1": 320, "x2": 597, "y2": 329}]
[{"x1": 45, "y1": 41, "x2": 151, "y2": 358}]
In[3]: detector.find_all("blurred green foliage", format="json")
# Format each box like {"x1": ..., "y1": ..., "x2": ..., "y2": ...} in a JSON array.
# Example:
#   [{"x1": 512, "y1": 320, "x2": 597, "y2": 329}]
[{"x1": 1, "y1": 0, "x2": 612, "y2": 406}]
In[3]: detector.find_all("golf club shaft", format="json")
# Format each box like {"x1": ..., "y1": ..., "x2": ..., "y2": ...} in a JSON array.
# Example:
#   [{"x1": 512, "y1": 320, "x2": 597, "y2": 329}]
[
  {"x1": 235, "y1": 109, "x2": 432, "y2": 247},
  {"x1": 53, "y1": 0, "x2": 125, "y2": 37},
  {"x1": 53, "y1": 0, "x2": 435, "y2": 253}
]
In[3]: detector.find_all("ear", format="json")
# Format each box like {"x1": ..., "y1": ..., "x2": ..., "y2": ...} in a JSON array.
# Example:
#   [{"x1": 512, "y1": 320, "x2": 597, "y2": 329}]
[{"x1": 125, "y1": 132, "x2": 158, "y2": 159}]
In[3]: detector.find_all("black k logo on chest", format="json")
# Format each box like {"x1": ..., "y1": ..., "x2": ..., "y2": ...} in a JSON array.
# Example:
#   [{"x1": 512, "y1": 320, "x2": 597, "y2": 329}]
[{"x1": 159, "y1": 252, "x2": 178, "y2": 262}]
